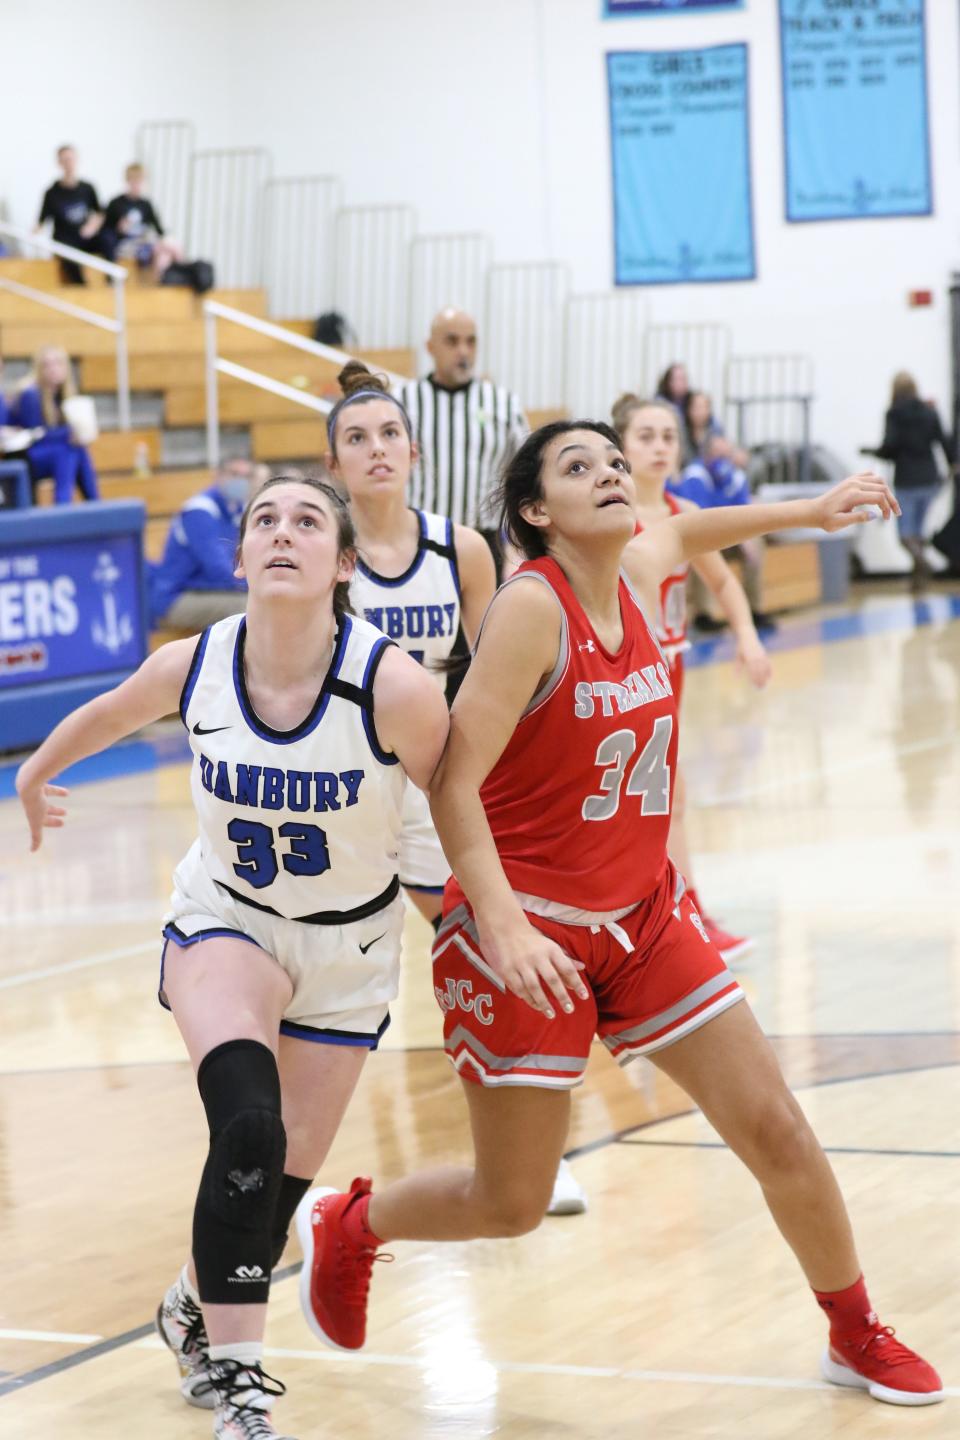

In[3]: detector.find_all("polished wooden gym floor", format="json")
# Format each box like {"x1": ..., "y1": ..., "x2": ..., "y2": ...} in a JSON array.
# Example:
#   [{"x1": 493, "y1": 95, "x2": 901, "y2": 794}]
[{"x1": 1, "y1": 587, "x2": 958, "y2": 1438}]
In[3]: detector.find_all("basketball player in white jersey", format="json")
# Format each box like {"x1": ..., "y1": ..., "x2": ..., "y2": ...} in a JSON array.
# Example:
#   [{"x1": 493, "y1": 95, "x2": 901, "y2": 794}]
[
  {"x1": 326, "y1": 361, "x2": 496, "y2": 925},
  {"x1": 16, "y1": 476, "x2": 449, "y2": 1440}
]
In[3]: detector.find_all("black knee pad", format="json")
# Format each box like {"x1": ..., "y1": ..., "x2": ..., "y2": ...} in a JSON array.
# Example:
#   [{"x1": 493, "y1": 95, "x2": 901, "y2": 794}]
[{"x1": 193, "y1": 1039, "x2": 287, "y2": 1304}]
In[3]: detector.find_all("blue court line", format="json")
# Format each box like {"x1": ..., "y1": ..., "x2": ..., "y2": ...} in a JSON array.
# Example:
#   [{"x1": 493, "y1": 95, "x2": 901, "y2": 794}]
[
  {"x1": 1, "y1": 592, "x2": 957, "y2": 796},
  {"x1": 685, "y1": 591, "x2": 960, "y2": 670},
  {"x1": 620, "y1": 1139, "x2": 960, "y2": 1160}
]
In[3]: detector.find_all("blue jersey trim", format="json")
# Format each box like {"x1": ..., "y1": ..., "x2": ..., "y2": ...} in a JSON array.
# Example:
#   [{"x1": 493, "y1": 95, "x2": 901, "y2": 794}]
[
  {"x1": 445, "y1": 516, "x2": 462, "y2": 599},
  {"x1": 360, "y1": 635, "x2": 400, "y2": 766},
  {"x1": 179, "y1": 626, "x2": 212, "y2": 727},
  {"x1": 158, "y1": 924, "x2": 260, "y2": 1010},
  {"x1": 231, "y1": 613, "x2": 351, "y2": 744},
  {"x1": 355, "y1": 509, "x2": 429, "y2": 589},
  {"x1": 279, "y1": 1012, "x2": 391, "y2": 1049}
]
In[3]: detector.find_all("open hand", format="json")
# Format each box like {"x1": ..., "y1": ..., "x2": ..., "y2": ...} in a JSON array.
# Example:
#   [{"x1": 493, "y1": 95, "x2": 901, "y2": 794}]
[
  {"x1": 477, "y1": 914, "x2": 589, "y2": 1019},
  {"x1": 16, "y1": 776, "x2": 69, "y2": 852},
  {"x1": 736, "y1": 637, "x2": 772, "y2": 688},
  {"x1": 813, "y1": 473, "x2": 899, "y2": 532}
]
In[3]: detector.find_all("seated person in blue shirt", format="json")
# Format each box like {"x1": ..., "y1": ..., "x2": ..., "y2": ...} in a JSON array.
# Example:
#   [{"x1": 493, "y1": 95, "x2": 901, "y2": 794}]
[
  {"x1": 671, "y1": 391, "x2": 774, "y2": 632},
  {"x1": 12, "y1": 346, "x2": 99, "y2": 503},
  {"x1": 0, "y1": 366, "x2": 37, "y2": 508},
  {"x1": 149, "y1": 459, "x2": 255, "y2": 628}
]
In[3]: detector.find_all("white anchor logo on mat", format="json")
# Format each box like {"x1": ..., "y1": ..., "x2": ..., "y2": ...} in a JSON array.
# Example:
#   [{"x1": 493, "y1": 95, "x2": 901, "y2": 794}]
[{"x1": 91, "y1": 550, "x2": 133, "y2": 654}]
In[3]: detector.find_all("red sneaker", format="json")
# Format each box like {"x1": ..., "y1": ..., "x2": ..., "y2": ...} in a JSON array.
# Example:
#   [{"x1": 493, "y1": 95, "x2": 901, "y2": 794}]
[
  {"x1": 822, "y1": 1313, "x2": 943, "y2": 1406},
  {"x1": 687, "y1": 888, "x2": 754, "y2": 964},
  {"x1": 702, "y1": 914, "x2": 754, "y2": 964},
  {"x1": 295, "y1": 1177, "x2": 384, "y2": 1351}
]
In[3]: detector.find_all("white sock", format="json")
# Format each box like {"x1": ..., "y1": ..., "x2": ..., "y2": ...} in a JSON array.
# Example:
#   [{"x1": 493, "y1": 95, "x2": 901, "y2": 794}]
[
  {"x1": 180, "y1": 1265, "x2": 201, "y2": 1305},
  {"x1": 208, "y1": 1342, "x2": 264, "y2": 1368}
]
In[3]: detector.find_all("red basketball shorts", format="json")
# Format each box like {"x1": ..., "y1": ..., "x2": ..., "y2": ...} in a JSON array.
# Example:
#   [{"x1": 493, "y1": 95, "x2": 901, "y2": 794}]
[{"x1": 432, "y1": 864, "x2": 743, "y2": 1089}]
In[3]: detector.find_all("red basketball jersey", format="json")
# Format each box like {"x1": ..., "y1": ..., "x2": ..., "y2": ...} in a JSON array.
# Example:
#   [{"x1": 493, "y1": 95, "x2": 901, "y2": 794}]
[
  {"x1": 634, "y1": 491, "x2": 689, "y2": 659},
  {"x1": 460, "y1": 555, "x2": 679, "y2": 914}
]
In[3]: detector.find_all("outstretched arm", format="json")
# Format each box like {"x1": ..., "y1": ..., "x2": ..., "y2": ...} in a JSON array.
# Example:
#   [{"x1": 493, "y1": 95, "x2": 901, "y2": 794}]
[
  {"x1": 691, "y1": 548, "x2": 771, "y2": 687},
  {"x1": 625, "y1": 473, "x2": 898, "y2": 593},
  {"x1": 16, "y1": 637, "x2": 197, "y2": 850}
]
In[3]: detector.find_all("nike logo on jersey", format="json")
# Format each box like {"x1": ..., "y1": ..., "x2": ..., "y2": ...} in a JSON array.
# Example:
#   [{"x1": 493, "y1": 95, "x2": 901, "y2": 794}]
[
  {"x1": 573, "y1": 663, "x2": 674, "y2": 719},
  {"x1": 193, "y1": 723, "x2": 231, "y2": 736},
  {"x1": 358, "y1": 932, "x2": 386, "y2": 954}
]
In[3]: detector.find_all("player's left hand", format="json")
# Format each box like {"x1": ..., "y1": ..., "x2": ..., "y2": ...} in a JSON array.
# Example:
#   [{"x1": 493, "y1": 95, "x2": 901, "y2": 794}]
[
  {"x1": 15, "y1": 776, "x2": 69, "y2": 852},
  {"x1": 736, "y1": 637, "x2": 772, "y2": 688},
  {"x1": 813, "y1": 473, "x2": 899, "y2": 532}
]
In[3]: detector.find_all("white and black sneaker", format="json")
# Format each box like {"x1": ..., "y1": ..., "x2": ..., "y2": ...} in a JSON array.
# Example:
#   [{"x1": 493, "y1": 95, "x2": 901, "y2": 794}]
[
  {"x1": 546, "y1": 1158, "x2": 588, "y2": 1216},
  {"x1": 155, "y1": 1269, "x2": 214, "y2": 1409},
  {"x1": 202, "y1": 1359, "x2": 296, "y2": 1440}
]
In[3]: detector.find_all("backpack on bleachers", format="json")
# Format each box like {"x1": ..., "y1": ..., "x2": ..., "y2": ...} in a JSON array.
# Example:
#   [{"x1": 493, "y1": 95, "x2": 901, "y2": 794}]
[{"x1": 161, "y1": 259, "x2": 215, "y2": 294}]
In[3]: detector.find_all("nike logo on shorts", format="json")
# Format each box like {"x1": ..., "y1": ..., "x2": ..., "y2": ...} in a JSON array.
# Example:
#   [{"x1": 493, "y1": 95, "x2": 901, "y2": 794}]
[
  {"x1": 192, "y1": 722, "x2": 231, "y2": 735},
  {"x1": 359, "y1": 932, "x2": 387, "y2": 954}
]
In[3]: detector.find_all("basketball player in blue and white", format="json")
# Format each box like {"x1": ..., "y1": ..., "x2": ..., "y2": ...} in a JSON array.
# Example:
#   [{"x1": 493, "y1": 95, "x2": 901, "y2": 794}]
[
  {"x1": 17, "y1": 475, "x2": 449, "y2": 1440},
  {"x1": 327, "y1": 361, "x2": 496, "y2": 926}
]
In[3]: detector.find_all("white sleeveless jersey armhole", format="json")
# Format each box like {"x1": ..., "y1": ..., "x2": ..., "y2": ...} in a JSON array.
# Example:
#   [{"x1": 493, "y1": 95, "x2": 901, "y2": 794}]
[{"x1": 349, "y1": 510, "x2": 461, "y2": 690}]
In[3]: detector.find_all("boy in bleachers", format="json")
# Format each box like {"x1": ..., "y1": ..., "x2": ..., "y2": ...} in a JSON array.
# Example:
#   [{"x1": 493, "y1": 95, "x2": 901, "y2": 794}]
[
  {"x1": 149, "y1": 459, "x2": 254, "y2": 629},
  {"x1": 101, "y1": 163, "x2": 184, "y2": 280}
]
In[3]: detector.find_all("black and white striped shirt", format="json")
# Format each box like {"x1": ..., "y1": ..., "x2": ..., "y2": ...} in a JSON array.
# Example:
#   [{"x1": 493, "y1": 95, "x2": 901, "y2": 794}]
[{"x1": 394, "y1": 375, "x2": 529, "y2": 529}]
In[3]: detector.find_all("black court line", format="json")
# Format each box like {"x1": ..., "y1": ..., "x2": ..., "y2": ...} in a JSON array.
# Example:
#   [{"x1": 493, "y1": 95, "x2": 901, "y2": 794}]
[
  {"x1": 3, "y1": 1060, "x2": 958, "y2": 1400},
  {"x1": 0, "y1": 1262, "x2": 300, "y2": 1399},
  {"x1": 619, "y1": 1138, "x2": 960, "y2": 1160}
]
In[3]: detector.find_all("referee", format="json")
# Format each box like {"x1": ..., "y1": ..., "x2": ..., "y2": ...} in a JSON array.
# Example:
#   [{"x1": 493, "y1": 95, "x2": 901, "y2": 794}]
[{"x1": 394, "y1": 307, "x2": 529, "y2": 561}]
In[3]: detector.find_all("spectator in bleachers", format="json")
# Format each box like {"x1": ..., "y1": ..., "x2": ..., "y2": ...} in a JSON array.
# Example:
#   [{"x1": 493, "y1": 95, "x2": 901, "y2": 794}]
[
  {"x1": 100, "y1": 163, "x2": 184, "y2": 280},
  {"x1": 35, "y1": 146, "x2": 103, "y2": 285},
  {"x1": 12, "y1": 346, "x2": 99, "y2": 503},
  {"x1": 862, "y1": 372, "x2": 955, "y2": 590},
  {"x1": 670, "y1": 391, "x2": 772, "y2": 631},
  {"x1": 0, "y1": 359, "x2": 36, "y2": 508},
  {"x1": 149, "y1": 459, "x2": 255, "y2": 629}
]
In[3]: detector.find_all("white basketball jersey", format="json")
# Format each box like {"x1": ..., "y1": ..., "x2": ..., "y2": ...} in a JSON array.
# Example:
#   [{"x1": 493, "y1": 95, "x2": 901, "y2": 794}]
[
  {"x1": 350, "y1": 510, "x2": 461, "y2": 690},
  {"x1": 179, "y1": 612, "x2": 406, "y2": 922}
]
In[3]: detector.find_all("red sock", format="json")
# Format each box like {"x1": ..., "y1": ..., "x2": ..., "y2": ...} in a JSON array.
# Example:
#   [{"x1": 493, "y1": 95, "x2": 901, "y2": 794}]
[
  {"x1": 341, "y1": 1191, "x2": 383, "y2": 1249},
  {"x1": 813, "y1": 1275, "x2": 874, "y2": 1338}
]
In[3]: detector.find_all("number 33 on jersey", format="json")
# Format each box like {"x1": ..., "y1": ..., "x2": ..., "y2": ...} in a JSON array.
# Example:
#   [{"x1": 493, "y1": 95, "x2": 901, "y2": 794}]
[{"x1": 472, "y1": 556, "x2": 678, "y2": 915}]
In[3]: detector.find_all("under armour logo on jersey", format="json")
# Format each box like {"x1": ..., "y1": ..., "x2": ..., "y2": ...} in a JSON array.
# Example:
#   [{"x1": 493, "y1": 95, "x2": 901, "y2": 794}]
[{"x1": 579, "y1": 639, "x2": 597, "y2": 653}]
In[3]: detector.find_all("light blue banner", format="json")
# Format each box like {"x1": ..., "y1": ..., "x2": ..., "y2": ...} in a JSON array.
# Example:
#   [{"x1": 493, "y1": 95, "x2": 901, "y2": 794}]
[
  {"x1": 779, "y1": 0, "x2": 931, "y2": 222},
  {"x1": 604, "y1": 1, "x2": 742, "y2": 15},
  {"x1": 607, "y1": 44, "x2": 755, "y2": 285}
]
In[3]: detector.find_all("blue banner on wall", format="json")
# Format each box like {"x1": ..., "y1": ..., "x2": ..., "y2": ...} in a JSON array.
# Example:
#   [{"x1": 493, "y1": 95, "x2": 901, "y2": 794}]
[
  {"x1": 607, "y1": 44, "x2": 755, "y2": 285},
  {"x1": 604, "y1": 1, "x2": 743, "y2": 16},
  {"x1": 0, "y1": 533, "x2": 144, "y2": 689},
  {"x1": 779, "y1": 0, "x2": 931, "y2": 222}
]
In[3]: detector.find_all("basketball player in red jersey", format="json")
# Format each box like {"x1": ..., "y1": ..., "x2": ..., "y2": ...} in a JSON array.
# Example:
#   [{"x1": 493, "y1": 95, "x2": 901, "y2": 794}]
[
  {"x1": 297, "y1": 422, "x2": 941, "y2": 1407},
  {"x1": 615, "y1": 393, "x2": 771, "y2": 962}
]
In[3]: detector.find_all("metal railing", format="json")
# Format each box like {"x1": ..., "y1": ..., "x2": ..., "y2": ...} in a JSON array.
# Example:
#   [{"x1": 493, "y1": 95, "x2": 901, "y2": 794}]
[
  {"x1": 334, "y1": 205, "x2": 417, "y2": 348},
  {"x1": 188, "y1": 148, "x2": 272, "y2": 289},
  {"x1": 725, "y1": 354, "x2": 815, "y2": 484},
  {"x1": 0, "y1": 223, "x2": 130, "y2": 429},
  {"x1": 408, "y1": 233, "x2": 492, "y2": 370},
  {"x1": 203, "y1": 300, "x2": 408, "y2": 468},
  {"x1": 135, "y1": 119, "x2": 195, "y2": 243},
  {"x1": 564, "y1": 290, "x2": 647, "y2": 419},
  {"x1": 485, "y1": 261, "x2": 570, "y2": 411},
  {"x1": 262, "y1": 176, "x2": 342, "y2": 321}
]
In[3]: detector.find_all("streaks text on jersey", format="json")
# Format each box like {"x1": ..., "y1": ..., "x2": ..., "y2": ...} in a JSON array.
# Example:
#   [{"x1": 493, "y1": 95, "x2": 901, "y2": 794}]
[
  {"x1": 197, "y1": 754, "x2": 365, "y2": 813},
  {"x1": 573, "y1": 663, "x2": 674, "y2": 719}
]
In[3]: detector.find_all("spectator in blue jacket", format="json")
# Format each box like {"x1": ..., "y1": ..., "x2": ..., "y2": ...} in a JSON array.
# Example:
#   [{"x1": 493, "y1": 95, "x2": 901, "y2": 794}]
[
  {"x1": 13, "y1": 346, "x2": 99, "y2": 503},
  {"x1": 0, "y1": 369, "x2": 35, "y2": 508},
  {"x1": 670, "y1": 392, "x2": 773, "y2": 631},
  {"x1": 149, "y1": 459, "x2": 255, "y2": 628}
]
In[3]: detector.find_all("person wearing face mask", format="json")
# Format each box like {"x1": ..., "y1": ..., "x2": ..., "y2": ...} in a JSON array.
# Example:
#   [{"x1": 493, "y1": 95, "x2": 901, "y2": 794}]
[{"x1": 149, "y1": 458, "x2": 256, "y2": 628}]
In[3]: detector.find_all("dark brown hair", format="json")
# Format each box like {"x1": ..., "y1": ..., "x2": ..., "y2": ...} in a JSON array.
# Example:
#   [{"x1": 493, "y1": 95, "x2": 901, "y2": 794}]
[
  {"x1": 891, "y1": 371, "x2": 918, "y2": 406},
  {"x1": 236, "y1": 474, "x2": 356, "y2": 619},
  {"x1": 493, "y1": 419, "x2": 624, "y2": 561},
  {"x1": 327, "y1": 361, "x2": 412, "y2": 457}
]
